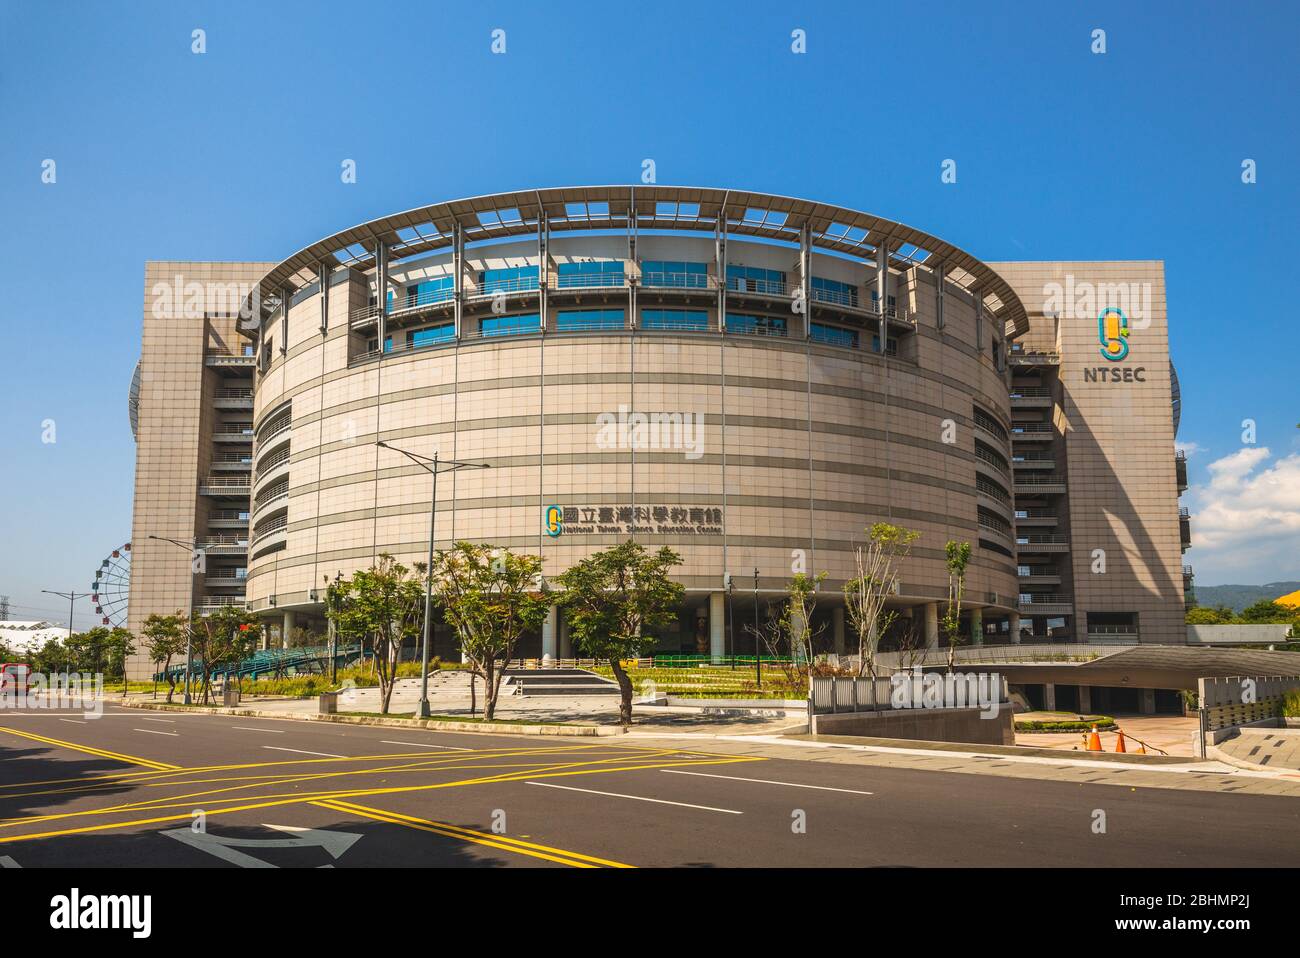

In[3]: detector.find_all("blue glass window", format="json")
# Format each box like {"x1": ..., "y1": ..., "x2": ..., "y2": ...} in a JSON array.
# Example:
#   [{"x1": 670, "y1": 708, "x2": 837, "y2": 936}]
[
  {"x1": 642, "y1": 309, "x2": 709, "y2": 331},
  {"x1": 641, "y1": 261, "x2": 708, "y2": 288},
  {"x1": 870, "y1": 334, "x2": 898, "y2": 355},
  {"x1": 480, "y1": 314, "x2": 539, "y2": 337},
  {"x1": 478, "y1": 265, "x2": 539, "y2": 294},
  {"x1": 811, "y1": 276, "x2": 859, "y2": 307},
  {"x1": 726, "y1": 313, "x2": 787, "y2": 336},
  {"x1": 557, "y1": 261, "x2": 625, "y2": 288},
  {"x1": 388, "y1": 276, "x2": 454, "y2": 310},
  {"x1": 810, "y1": 323, "x2": 858, "y2": 347},
  {"x1": 557, "y1": 309, "x2": 625, "y2": 331},
  {"x1": 726, "y1": 265, "x2": 785, "y2": 294},
  {"x1": 410, "y1": 324, "x2": 455, "y2": 348}
]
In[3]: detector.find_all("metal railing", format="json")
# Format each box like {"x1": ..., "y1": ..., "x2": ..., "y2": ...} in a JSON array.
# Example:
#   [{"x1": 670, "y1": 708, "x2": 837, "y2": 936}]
[
  {"x1": 809, "y1": 673, "x2": 1009, "y2": 715},
  {"x1": 556, "y1": 272, "x2": 626, "y2": 289},
  {"x1": 255, "y1": 446, "x2": 290, "y2": 476},
  {"x1": 389, "y1": 286, "x2": 455, "y2": 312},
  {"x1": 974, "y1": 446, "x2": 1010, "y2": 472},
  {"x1": 257, "y1": 417, "x2": 292, "y2": 443},
  {"x1": 973, "y1": 411, "x2": 1009, "y2": 442},
  {"x1": 1014, "y1": 474, "x2": 1066, "y2": 486},
  {"x1": 200, "y1": 476, "x2": 251, "y2": 489},
  {"x1": 1019, "y1": 594, "x2": 1070, "y2": 605},
  {"x1": 252, "y1": 514, "x2": 288, "y2": 543},
  {"x1": 809, "y1": 286, "x2": 859, "y2": 309},
  {"x1": 976, "y1": 478, "x2": 1011, "y2": 503},
  {"x1": 726, "y1": 277, "x2": 789, "y2": 296},
  {"x1": 1016, "y1": 534, "x2": 1069, "y2": 544},
  {"x1": 471, "y1": 275, "x2": 541, "y2": 296},
  {"x1": 640, "y1": 271, "x2": 709, "y2": 290},
  {"x1": 1009, "y1": 386, "x2": 1052, "y2": 398}
]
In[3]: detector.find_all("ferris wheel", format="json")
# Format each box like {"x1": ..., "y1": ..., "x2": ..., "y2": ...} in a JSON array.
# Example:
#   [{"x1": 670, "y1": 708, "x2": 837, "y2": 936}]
[{"x1": 92, "y1": 542, "x2": 132, "y2": 629}]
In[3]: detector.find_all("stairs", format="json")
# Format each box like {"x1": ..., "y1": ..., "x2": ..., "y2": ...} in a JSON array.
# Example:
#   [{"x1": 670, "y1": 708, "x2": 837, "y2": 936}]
[{"x1": 503, "y1": 668, "x2": 620, "y2": 696}]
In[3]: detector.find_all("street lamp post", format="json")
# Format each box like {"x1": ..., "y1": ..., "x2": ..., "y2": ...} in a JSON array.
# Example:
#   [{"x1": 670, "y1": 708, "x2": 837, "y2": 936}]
[
  {"x1": 147, "y1": 534, "x2": 201, "y2": 705},
  {"x1": 752, "y1": 567, "x2": 761, "y2": 689},
  {"x1": 725, "y1": 574, "x2": 736, "y2": 670},
  {"x1": 376, "y1": 441, "x2": 489, "y2": 719},
  {"x1": 41, "y1": 589, "x2": 90, "y2": 673}
]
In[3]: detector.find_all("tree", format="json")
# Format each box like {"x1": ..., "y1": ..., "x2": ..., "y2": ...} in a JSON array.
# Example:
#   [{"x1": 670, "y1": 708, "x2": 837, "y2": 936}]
[
  {"x1": 555, "y1": 540, "x2": 684, "y2": 726},
  {"x1": 1239, "y1": 600, "x2": 1295, "y2": 624},
  {"x1": 844, "y1": 523, "x2": 920, "y2": 680},
  {"x1": 428, "y1": 542, "x2": 549, "y2": 721},
  {"x1": 942, "y1": 540, "x2": 972, "y2": 672},
  {"x1": 750, "y1": 572, "x2": 828, "y2": 684},
  {"x1": 1185, "y1": 605, "x2": 1234, "y2": 625},
  {"x1": 142, "y1": 612, "x2": 185, "y2": 702},
  {"x1": 327, "y1": 554, "x2": 424, "y2": 714},
  {"x1": 190, "y1": 606, "x2": 261, "y2": 704}
]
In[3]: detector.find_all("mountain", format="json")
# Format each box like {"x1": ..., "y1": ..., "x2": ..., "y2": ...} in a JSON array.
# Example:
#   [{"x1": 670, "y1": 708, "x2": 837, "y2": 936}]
[{"x1": 1192, "y1": 582, "x2": 1300, "y2": 612}]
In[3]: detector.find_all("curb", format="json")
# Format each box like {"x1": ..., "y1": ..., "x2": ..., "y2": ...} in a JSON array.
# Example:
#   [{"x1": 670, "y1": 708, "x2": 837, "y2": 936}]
[{"x1": 115, "y1": 700, "x2": 625, "y2": 737}]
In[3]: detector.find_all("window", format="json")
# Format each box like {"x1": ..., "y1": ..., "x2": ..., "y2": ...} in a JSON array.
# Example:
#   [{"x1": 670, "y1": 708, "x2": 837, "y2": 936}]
[
  {"x1": 478, "y1": 265, "x2": 538, "y2": 295},
  {"x1": 388, "y1": 276, "x2": 454, "y2": 310},
  {"x1": 869, "y1": 334, "x2": 898, "y2": 355},
  {"x1": 810, "y1": 323, "x2": 858, "y2": 348},
  {"x1": 641, "y1": 260, "x2": 707, "y2": 288},
  {"x1": 726, "y1": 312, "x2": 786, "y2": 337},
  {"x1": 557, "y1": 309, "x2": 624, "y2": 331},
  {"x1": 365, "y1": 336, "x2": 394, "y2": 353},
  {"x1": 410, "y1": 324, "x2": 454, "y2": 348},
  {"x1": 810, "y1": 276, "x2": 859, "y2": 307},
  {"x1": 642, "y1": 309, "x2": 709, "y2": 331},
  {"x1": 870, "y1": 289, "x2": 898, "y2": 313},
  {"x1": 480, "y1": 314, "x2": 539, "y2": 337},
  {"x1": 557, "y1": 261, "x2": 624, "y2": 288},
  {"x1": 726, "y1": 265, "x2": 785, "y2": 294}
]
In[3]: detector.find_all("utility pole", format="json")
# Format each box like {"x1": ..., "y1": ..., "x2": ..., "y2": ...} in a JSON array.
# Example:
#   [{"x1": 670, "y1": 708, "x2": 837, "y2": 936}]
[{"x1": 41, "y1": 590, "x2": 91, "y2": 671}]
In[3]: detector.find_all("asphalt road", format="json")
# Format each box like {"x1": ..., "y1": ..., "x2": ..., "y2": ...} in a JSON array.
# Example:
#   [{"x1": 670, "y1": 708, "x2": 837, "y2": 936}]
[{"x1": 1, "y1": 705, "x2": 1297, "y2": 868}]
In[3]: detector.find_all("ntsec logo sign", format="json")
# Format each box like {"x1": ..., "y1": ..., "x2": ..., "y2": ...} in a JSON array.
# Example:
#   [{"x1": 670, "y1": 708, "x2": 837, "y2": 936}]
[{"x1": 1098, "y1": 306, "x2": 1130, "y2": 361}]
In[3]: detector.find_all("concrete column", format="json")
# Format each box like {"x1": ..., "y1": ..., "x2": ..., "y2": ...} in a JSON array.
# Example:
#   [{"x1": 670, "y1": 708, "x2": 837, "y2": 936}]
[
  {"x1": 970, "y1": 607, "x2": 983, "y2": 647},
  {"x1": 924, "y1": 602, "x2": 939, "y2": 649},
  {"x1": 1078, "y1": 685, "x2": 1092, "y2": 714},
  {"x1": 875, "y1": 243, "x2": 889, "y2": 352},
  {"x1": 541, "y1": 605, "x2": 557, "y2": 664},
  {"x1": 558, "y1": 610, "x2": 571, "y2": 660},
  {"x1": 832, "y1": 606, "x2": 846, "y2": 656},
  {"x1": 709, "y1": 592, "x2": 725, "y2": 664},
  {"x1": 1043, "y1": 682, "x2": 1056, "y2": 712},
  {"x1": 791, "y1": 603, "x2": 808, "y2": 664},
  {"x1": 282, "y1": 610, "x2": 296, "y2": 650},
  {"x1": 1140, "y1": 688, "x2": 1156, "y2": 715},
  {"x1": 1009, "y1": 612, "x2": 1021, "y2": 645}
]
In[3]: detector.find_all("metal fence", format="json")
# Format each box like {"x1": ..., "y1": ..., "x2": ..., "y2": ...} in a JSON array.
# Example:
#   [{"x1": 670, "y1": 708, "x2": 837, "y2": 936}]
[{"x1": 809, "y1": 673, "x2": 1009, "y2": 715}]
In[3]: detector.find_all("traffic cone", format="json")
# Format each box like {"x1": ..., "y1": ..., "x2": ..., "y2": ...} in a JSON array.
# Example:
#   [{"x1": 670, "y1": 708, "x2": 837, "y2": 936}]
[
  {"x1": 1087, "y1": 724, "x2": 1103, "y2": 751},
  {"x1": 1115, "y1": 729, "x2": 1127, "y2": 753}
]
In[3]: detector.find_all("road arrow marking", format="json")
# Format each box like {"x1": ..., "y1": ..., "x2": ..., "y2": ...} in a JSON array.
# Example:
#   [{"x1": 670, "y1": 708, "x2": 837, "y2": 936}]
[{"x1": 161, "y1": 823, "x2": 362, "y2": 868}]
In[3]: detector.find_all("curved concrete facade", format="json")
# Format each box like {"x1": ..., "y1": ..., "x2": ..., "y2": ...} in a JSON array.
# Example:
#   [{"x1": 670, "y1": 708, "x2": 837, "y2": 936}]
[{"x1": 244, "y1": 187, "x2": 1024, "y2": 655}]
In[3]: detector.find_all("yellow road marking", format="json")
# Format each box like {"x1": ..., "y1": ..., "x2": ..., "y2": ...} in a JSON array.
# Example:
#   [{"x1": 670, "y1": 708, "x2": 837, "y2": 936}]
[
  {"x1": 316, "y1": 799, "x2": 633, "y2": 868},
  {"x1": 0, "y1": 726, "x2": 178, "y2": 771},
  {"x1": 0, "y1": 755, "x2": 764, "y2": 843}
]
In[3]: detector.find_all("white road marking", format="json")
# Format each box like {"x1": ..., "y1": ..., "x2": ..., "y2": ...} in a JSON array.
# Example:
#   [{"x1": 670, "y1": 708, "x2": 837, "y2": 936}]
[
  {"x1": 0, "y1": 856, "x2": 20, "y2": 868},
  {"x1": 231, "y1": 726, "x2": 284, "y2": 733},
  {"x1": 58, "y1": 719, "x2": 87, "y2": 725},
  {"x1": 138, "y1": 717, "x2": 176, "y2": 724},
  {"x1": 379, "y1": 740, "x2": 471, "y2": 751},
  {"x1": 660, "y1": 768, "x2": 874, "y2": 795},
  {"x1": 134, "y1": 728, "x2": 179, "y2": 736},
  {"x1": 262, "y1": 746, "x2": 345, "y2": 758},
  {"x1": 525, "y1": 780, "x2": 742, "y2": 814},
  {"x1": 161, "y1": 824, "x2": 361, "y2": 868}
]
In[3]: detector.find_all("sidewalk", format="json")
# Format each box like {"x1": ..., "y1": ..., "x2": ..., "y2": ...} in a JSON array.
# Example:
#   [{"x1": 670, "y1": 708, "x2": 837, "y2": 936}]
[
  {"x1": 1213, "y1": 727, "x2": 1300, "y2": 771},
  {"x1": 1014, "y1": 713, "x2": 1198, "y2": 757}
]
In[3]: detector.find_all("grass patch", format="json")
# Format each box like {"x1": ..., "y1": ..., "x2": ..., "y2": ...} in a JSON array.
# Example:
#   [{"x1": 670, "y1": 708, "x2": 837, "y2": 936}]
[
  {"x1": 1016, "y1": 715, "x2": 1117, "y2": 732},
  {"x1": 590, "y1": 665, "x2": 806, "y2": 699},
  {"x1": 333, "y1": 710, "x2": 573, "y2": 726}
]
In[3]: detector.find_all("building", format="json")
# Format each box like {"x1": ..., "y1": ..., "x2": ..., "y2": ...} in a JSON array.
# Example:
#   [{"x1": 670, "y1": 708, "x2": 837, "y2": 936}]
[{"x1": 124, "y1": 187, "x2": 1188, "y2": 678}]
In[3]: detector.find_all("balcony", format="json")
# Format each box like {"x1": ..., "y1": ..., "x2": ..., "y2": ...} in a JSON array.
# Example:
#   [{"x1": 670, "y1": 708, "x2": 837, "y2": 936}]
[
  {"x1": 210, "y1": 423, "x2": 253, "y2": 441},
  {"x1": 1015, "y1": 534, "x2": 1070, "y2": 554},
  {"x1": 211, "y1": 453, "x2": 253, "y2": 472},
  {"x1": 1176, "y1": 450, "x2": 1188, "y2": 492},
  {"x1": 196, "y1": 595, "x2": 247, "y2": 615},
  {"x1": 1009, "y1": 386, "x2": 1053, "y2": 408},
  {"x1": 205, "y1": 350, "x2": 256, "y2": 372},
  {"x1": 251, "y1": 513, "x2": 288, "y2": 549},
  {"x1": 1012, "y1": 453, "x2": 1056, "y2": 471},
  {"x1": 1010, "y1": 423, "x2": 1053, "y2": 441},
  {"x1": 204, "y1": 573, "x2": 248, "y2": 588},
  {"x1": 973, "y1": 411, "x2": 1010, "y2": 445},
  {"x1": 1180, "y1": 508, "x2": 1191, "y2": 550},
  {"x1": 1014, "y1": 509, "x2": 1058, "y2": 527},
  {"x1": 1017, "y1": 570, "x2": 1062, "y2": 586},
  {"x1": 1009, "y1": 345, "x2": 1060, "y2": 366},
  {"x1": 253, "y1": 481, "x2": 290, "y2": 518},
  {"x1": 555, "y1": 272, "x2": 626, "y2": 291},
  {"x1": 199, "y1": 476, "x2": 251, "y2": 497},
  {"x1": 974, "y1": 446, "x2": 1011, "y2": 476},
  {"x1": 1018, "y1": 594, "x2": 1074, "y2": 616},
  {"x1": 213, "y1": 388, "x2": 254, "y2": 411},
  {"x1": 209, "y1": 510, "x2": 250, "y2": 529},
  {"x1": 1014, "y1": 474, "x2": 1067, "y2": 495},
  {"x1": 198, "y1": 536, "x2": 248, "y2": 555}
]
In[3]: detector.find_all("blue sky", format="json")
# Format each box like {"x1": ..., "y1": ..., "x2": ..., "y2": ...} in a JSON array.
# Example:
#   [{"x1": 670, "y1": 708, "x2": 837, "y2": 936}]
[{"x1": 1, "y1": 0, "x2": 1297, "y2": 628}]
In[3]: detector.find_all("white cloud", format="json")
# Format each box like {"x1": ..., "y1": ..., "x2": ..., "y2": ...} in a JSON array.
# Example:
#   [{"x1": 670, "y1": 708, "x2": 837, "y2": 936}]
[
  {"x1": 1186, "y1": 446, "x2": 1300, "y2": 582},
  {"x1": 1175, "y1": 439, "x2": 1203, "y2": 458}
]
